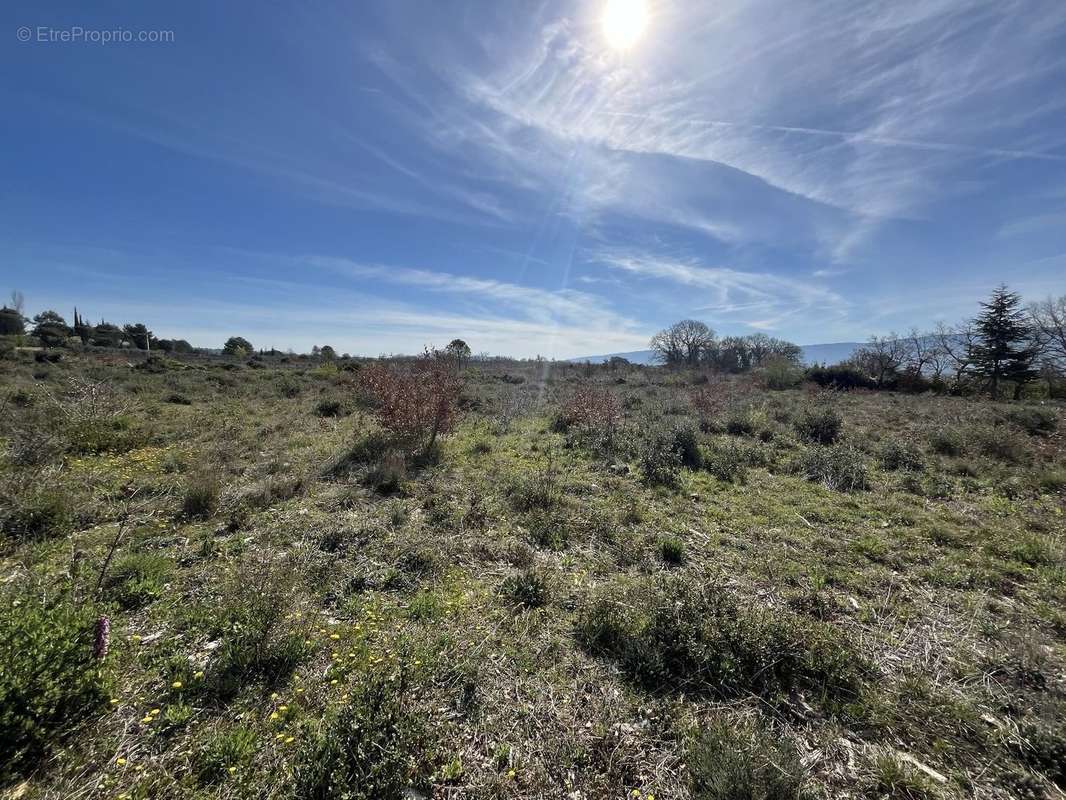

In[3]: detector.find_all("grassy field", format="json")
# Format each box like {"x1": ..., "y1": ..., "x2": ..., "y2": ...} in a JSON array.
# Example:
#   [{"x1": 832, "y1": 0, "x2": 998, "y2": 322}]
[{"x1": 1, "y1": 350, "x2": 1064, "y2": 799}]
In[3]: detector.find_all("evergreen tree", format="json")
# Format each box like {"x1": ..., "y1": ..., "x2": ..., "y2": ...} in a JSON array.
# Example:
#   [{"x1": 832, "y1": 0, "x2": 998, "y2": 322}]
[
  {"x1": 0, "y1": 306, "x2": 25, "y2": 336},
  {"x1": 969, "y1": 285, "x2": 1037, "y2": 399},
  {"x1": 222, "y1": 336, "x2": 253, "y2": 356},
  {"x1": 31, "y1": 310, "x2": 72, "y2": 347},
  {"x1": 123, "y1": 323, "x2": 153, "y2": 350},
  {"x1": 72, "y1": 308, "x2": 94, "y2": 344},
  {"x1": 91, "y1": 321, "x2": 123, "y2": 348}
]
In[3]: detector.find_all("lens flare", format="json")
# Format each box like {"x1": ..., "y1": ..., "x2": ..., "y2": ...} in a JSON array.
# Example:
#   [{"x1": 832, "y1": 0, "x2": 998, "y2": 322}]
[{"x1": 602, "y1": 0, "x2": 649, "y2": 50}]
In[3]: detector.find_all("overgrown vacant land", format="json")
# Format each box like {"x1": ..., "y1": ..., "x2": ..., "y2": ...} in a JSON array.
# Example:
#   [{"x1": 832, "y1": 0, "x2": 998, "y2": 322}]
[{"x1": 2, "y1": 350, "x2": 1064, "y2": 800}]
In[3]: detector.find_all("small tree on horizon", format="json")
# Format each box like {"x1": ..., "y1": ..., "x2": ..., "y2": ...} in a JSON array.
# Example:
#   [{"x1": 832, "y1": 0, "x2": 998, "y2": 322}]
[
  {"x1": 222, "y1": 336, "x2": 254, "y2": 357},
  {"x1": 32, "y1": 310, "x2": 72, "y2": 347},
  {"x1": 445, "y1": 339, "x2": 471, "y2": 372},
  {"x1": 0, "y1": 306, "x2": 25, "y2": 336},
  {"x1": 650, "y1": 320, "x2": 715, "y2": 367},
  {"x1": 123, "y1": 323, "x2": 153, "y2": 350},
  {"x1": 969, "y1": 285, "x2": 1037, "y2": 399}
]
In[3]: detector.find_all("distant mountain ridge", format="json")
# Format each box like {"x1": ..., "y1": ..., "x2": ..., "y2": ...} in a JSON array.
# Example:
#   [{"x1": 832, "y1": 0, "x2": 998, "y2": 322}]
[{"x1": 570, "y1": 342, "x2": 863, "y2": 366}]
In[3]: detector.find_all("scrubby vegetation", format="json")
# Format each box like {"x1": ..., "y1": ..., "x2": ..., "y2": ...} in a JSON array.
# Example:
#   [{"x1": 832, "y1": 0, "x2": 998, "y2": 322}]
[{"x1": 1, "y1": 341, "x2": 1064, "y2": 799}]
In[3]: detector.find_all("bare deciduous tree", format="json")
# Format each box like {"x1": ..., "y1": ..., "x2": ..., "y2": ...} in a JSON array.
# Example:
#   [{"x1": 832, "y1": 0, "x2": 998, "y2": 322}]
[
  {"x1": 650, "y1": 319, "x2": 715, "y2": 367},
  {"x1": 1030, "y1": 295, "x2": 1066, "y2": 370}
]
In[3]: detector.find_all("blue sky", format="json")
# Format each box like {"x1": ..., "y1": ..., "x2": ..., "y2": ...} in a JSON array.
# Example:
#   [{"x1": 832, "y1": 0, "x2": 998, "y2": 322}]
[{"x1": 3, "y1": 0, "x2": 1066, "y2": 357}]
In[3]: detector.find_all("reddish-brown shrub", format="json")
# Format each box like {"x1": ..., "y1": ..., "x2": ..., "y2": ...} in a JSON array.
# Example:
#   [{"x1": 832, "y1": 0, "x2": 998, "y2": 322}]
[
  {"x1": 359, "y1": 358, "x2": 463, "y2": 454},
  {"x1": 560, "y1": 386, "x2": 622, "y2": 433}
]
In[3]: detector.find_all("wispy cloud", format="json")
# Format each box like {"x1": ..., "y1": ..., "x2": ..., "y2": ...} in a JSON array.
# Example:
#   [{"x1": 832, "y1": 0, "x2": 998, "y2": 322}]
[
  {"x1": 447, "y1": 0, "x2": 1066, "y2": 261},
  {"x1": 594, "y1": 250, "x2": 848, "y2": 330}
]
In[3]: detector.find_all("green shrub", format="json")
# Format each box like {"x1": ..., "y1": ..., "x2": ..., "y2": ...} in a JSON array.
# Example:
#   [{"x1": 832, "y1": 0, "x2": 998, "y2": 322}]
[
  {"x1": 276, "y1": 376, "x2": 301, "y2": 398},
  {"x1": 293, "y1": 671, "x2": 434, "y2": 800},
  {"x1": 690, "y1": 717, "x2": 809, "y2": 800},
  {"x1": 806, "y1": 364, "x2": 875, "y2": 391},
  {"x1": 576, "y1": 576, "x2": 865, "y2": 706},
  {"x1": 970, "y1": 424, "x2": 1028, "y2": 463},
  {"x1": 794, "y1": 406, "x2": 842, "y2": 444},
  {"x1": 1, "y1": 487, "x2": 74, "y2": 541},
  {"x1": 640, "y1": 430, "x2": 682, "y2": 487},
  {"x1": 929, "y1": 428, "x2": 965, "y2": 456},
  {"x1": 503, "y1": 567, "x2": 551, "y2": 608},
  {"x1": 879, "y1": 439, "x2": 925, "y2": 472},
  {"x1": 314, "y1": 397, "x2": 346, "y2": 418},
  {"x1": 761, "y1": 357, "x2": 804, "y2": 390},
  {"x1": 195, "y1": 725, "x2": 258, "y2": 785},
  {"x1": 203, "y1": 565, "x2": 310, "y2": 700},
  {"x1": 66, "y1": 416, "x2": 145, "y2": 455},
  {"x1": 0, "y1": 596, "x2": 111, "y2": 780},
  {"x1": 1007, "y1": 406, "x2": 1057, "y2": 436},
  {"x1": 725, "y1": 406, "x2": 757, "y2": 436},
  {"x1": 182, "y1": 476, "x2": 219, "y2": 520},
  {"x1": 796, "y1": 444, "x2": 869, "y2": 491},
  {"x1": 104, "y1": 552, "x2": 172, "y2": 609},
  {"x1": 659, "y1": 536, "x2": 687, "y2": 566},
  {"x1": 670, "y1": 420, "x2": 702, "y2": 468},
  {"x1": 702, "y1": 440, "x2": 749, "y2": 484}
]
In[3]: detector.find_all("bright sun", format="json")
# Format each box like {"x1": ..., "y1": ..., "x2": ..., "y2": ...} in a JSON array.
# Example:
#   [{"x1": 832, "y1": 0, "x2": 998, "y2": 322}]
[{"x1": 602, "y1": 0, "x2": 649, "y2": 50}]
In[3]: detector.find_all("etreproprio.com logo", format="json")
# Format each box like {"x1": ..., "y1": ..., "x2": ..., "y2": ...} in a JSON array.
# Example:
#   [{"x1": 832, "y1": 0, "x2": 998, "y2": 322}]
[{"x1": 17, "y1": 26, "x2": 175, "y2": 44}]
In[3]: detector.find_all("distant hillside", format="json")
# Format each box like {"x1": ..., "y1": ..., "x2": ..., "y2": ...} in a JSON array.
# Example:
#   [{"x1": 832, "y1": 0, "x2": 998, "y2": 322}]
[{"x1": 571, "y1": 342, "x2": 862, "y2": 366}]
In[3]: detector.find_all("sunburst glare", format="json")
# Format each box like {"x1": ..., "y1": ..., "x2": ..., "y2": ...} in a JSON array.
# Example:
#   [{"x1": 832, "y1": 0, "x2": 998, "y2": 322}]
[{"x1": 602, "y1": 0, "x2": 649, "y2": 50}]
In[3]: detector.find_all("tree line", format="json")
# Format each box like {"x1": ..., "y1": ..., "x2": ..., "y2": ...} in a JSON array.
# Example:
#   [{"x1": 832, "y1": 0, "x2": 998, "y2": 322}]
[
  {"x1": 649, "y1": 320, "x2": 802, "y2": 372},
  {"x1": 844, "y1": 286, "x2": 1064, "y2": 399},
  {"x1": 649, "y1": 286, "x2": 1066, "y2": 399},
  {"x1": 0, "y1": 294, "x2": 476, "y2": 370}
]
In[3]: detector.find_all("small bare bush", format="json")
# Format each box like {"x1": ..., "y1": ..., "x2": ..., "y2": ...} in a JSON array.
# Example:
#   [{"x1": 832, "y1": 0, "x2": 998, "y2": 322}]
[
  {"x1": 554, "y1": 386, "x2": 621, "y2": 434},
  {"x1": 359, "y1": 357, "x2": 462, "y2": 455}
]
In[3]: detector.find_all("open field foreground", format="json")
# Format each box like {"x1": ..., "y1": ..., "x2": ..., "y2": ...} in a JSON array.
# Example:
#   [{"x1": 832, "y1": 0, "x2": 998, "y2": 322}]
[{"x1": 2, "y1": 351, "x2": 1064, "y2": 800}]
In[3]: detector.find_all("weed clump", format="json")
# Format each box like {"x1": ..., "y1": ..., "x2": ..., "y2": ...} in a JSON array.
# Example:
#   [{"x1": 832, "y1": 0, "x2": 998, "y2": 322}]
[
  {"x1": 103, "y1": 552, "x2": 172, "y2": 609},
  {"x1": 504, "y1": 567, "x2": 551, "y2": 608},
  {"x1": 659, "y1": 535, "x2": 687, "y2": 566},
  {"x1": 794, "y1": 405, "x2": 843, "y2": 444},
  {"x1": 314, "y1": 397, "x2": 346, "y2": 417},
  {"x1": 0, "y1": 595, "x2": 111, "y2": 780},
  {"x1": 293, "y1": 670, "x2": 434, "y2": 800},
  {"x1": 195, "y1": 725, "x2": 258, "y2": 785},
  {"x1": 929, "y1": 428, "x2": 965, "y2": 456},
  {"x1": 163, "y1": 391, "x2": 192, "y2": 405},
  {"x1": 689, "y1": 716, "x2": 809, "y2": 800},
  {"x1": 796, "y1": 444, "x2": 869, "y2": 491},
  {"x1": 576, "y1": 576, "x2": 865, "y2": 706},
  {"x1": 969, "y1": 424, "x2": 1028, "y2": 463},
  {"x1": 879, "y1": 439, "x2": 925, "y2": 472},
  {"x1": 1006, "y1": 406, "x2": 1057, "y2": 436},
  {"x1": 702, "y1": 440, "x2": 749, "y2": 484},
  {"x1": 202, "y1": 562, "x2": 310, "y2": 700},
  {"x1": 1, "y1": 487, "x2": 74, "y2": 541},
  {"x1": 182, "y1": 475, "x2": 220, "y2": 520},
  {"x1": 364, "y1": 451, "x2": 407, "y2": 494},
  {"x1": 640, "y1": 429, "x2": 682, "y2": 487}
]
